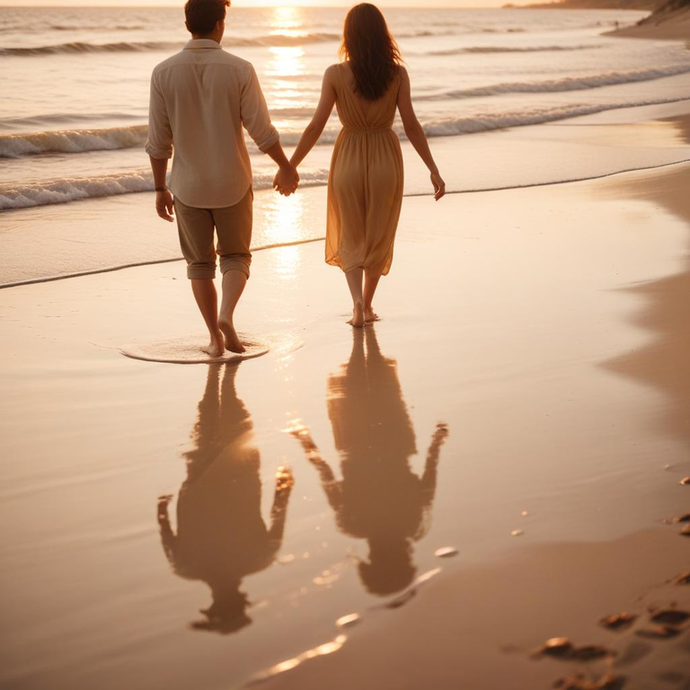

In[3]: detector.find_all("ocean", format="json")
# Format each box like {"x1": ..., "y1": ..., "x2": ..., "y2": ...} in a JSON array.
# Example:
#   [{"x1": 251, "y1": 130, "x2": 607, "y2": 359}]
[{"x1": 1, "y1": 5, "x2": 690, "y2": 283}]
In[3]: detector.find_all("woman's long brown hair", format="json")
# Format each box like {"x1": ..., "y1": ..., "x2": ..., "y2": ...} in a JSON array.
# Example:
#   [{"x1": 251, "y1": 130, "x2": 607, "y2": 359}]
[{"x1": 340, "y1": 3, "x2": 403, "y2": 102}]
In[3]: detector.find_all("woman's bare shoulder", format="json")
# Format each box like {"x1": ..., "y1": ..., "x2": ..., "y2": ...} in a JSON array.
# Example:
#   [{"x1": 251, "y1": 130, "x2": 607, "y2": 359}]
[{"x1": 324, "y1": 63, "x2": 343, "y2": 80}]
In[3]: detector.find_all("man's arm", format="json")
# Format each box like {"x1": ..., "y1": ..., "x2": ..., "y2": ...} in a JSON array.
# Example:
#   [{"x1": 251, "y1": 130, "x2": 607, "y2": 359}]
[
  {"x1": 145, "y1": 70, "x2": 175, "y2": 221},
  {"x1": 240, "y1": 65, "x2": 298, "y2": 195}
]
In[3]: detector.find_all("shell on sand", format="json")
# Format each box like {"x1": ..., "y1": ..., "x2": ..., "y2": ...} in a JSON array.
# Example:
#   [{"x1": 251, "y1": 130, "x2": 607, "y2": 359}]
[
  {"x1": 434, "y1": 546, "x2": 459, "y2": 558},
  {"x1": 599, "y1": 612, "x2": 637, "y2": 631},
  {"x1": 535, "y1": 637, "x2": 573, "y2": 658},
  {"x1": 120, "y1": 334, "x2": 270, "y2": 364}
]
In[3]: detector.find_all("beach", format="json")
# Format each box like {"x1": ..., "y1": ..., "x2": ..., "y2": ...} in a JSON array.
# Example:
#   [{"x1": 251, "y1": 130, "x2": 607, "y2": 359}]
[
  {"x1": 2, "y1": 114, "x2": 690, "y2": 688},
  {"x1": 2, "y1": 4, "x2": 690, "y2": 688}
]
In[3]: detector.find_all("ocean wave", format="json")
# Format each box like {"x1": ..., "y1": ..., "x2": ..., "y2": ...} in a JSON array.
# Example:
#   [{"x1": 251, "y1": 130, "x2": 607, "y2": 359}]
[
  {"x1": 0, "y1": 22, "x2": 146, "y2": 33},
  {"x1": 0, "y1": 169, "x2": 330, "y2": 210},
  {"x1": 0, "y1": 41, "x2": 181, "y2": 56},
  {"x1": 229, "y1": 32, "x2": 342, "y2": 47},
  {"x1": 429, "y1": 44, "x2": 598, "y2": 56},
  {"x1": 5, "y1": 89, "x2": 689, "y2": 161},
  {"x1": 0, "y1": 32, "x2": 343, "y2": 57},
  {"x1": 0, "y1": 28, "x2": 460, "y2": 57},
  {"x1": 0, "y1": 125, "x2": 148, "y2": 158},
  {"x1": 51, "y1": 23, "x2": 146, "y2": 31},
  {"x1": 418, "y1": 64, "x2": 690, "y2": 100},
  {"x1": 0, "y1": 116, "x2": 321, "y2": 158},
  {"x1": 418, "y1": 97, "x2": 690, "y2": 136},
  {"x1": 0, "y1": 112, "x2": 144, "y2": 132}
]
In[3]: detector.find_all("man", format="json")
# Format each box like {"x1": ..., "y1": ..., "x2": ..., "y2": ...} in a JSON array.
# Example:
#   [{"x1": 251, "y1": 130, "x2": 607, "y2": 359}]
[{"x1": 146, "y1": 0, "x2": 298, "y2": 355}]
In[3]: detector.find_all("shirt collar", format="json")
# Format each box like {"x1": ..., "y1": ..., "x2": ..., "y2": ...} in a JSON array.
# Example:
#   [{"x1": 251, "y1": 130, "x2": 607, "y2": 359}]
[{"x1": 184, "y1": 39, "x2": 222, "y2": 50}]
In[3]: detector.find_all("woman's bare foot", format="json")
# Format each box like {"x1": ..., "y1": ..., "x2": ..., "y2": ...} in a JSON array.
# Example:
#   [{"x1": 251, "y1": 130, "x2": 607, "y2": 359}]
[
  {"x1": 364, "y1": 307, "x2": 380, "y2": 323},
  {"x1": 202, "y1": 330, "x2": 225, "y2": 358},
  {"x1": 218, "y1": 318, "x2": 246, "y2": 353},
  {"x1": 348, "y1": 302, "x2": 365, "y2": 328}
]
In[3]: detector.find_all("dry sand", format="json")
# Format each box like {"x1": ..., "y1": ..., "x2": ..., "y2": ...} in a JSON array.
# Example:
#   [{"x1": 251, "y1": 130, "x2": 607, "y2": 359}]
[
  {"x1": 1, "y1": 131, "x2": 690, "y2": 688},
  {"x1": 608, "y1": 7, "x2": 690, "y2": 39}
]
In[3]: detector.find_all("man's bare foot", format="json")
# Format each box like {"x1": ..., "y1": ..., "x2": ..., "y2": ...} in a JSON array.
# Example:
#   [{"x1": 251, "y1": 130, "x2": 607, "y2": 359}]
[
  {"x1": 364, "y1": 307, "x2": 380, "y2": 323},
  {"x1": 348, "y1": 302, "x2": 365, "y2": 328},
  {"x1": 202, "y1": 332, "x2": 225, "y2": 358},
  {"x1": 219, "y1": 318, "x2": 246, "y2": 353}
]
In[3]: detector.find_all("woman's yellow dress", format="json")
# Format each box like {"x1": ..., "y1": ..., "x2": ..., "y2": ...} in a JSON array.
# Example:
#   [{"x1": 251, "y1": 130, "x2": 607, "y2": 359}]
[{"x1": 326, "y1": 63, "x2": 404, "y2": 276}]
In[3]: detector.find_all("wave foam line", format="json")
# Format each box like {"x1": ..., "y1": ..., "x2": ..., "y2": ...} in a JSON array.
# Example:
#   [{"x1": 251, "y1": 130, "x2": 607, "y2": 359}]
[
  {"x1": 3, "y1": 92, "x2": 688, "y2": 166},
  {"x1": 416, "y1": 96, "x2": 690, "y2": 137},
  {"x1": 0, "y1": 125, "x2": 148, "y2": 158},
  {"x1": 0, "y1": 112, "x2": 144, "y2": 131},
  {"x1": 0, "y1": 110, "x2": 312, "y2": 157},
  {"x1": 0, "y1": 238, "x2": 327, "y2": 290},
  {"x1": 0, "y1": 33, "x2": 342, "y2": 57},
  {"x1": 0, "y1": 169, "x2": 330, "y2": 210},
  {"x1": 428, "y1": 44, "x2": 599, "y2": 55},
  {"x1": 0, "y1": 40, "x2": 181, "y2": 56},
  {"x1": 404, "y1": 158, "x2": 690, "y2": 199},
  {"x1": 419, "y1": 64, "x2": 690, "y2": 100},
  {"x1": 0, "y1": 28, "x2": 456, "y2": 57}
]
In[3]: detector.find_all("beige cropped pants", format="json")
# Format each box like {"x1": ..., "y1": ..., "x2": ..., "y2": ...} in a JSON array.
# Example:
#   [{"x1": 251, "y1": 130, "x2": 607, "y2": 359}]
[{"x1": 174, "y1": 188, "x2": 253, "y2": 280}]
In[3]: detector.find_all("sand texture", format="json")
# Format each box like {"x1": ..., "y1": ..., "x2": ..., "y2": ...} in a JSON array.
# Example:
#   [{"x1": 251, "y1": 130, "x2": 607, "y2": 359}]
[
  {"x1": 608, "y1": 0, "x2": 690, "y2": 39},
  {"x1": 1, "y1": 133, "x2": 690, "y2": 689}
]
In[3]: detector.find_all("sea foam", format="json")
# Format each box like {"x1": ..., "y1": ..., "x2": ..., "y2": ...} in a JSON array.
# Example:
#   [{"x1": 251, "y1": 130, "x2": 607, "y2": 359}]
[
  {"x1": 0, "y1": 125, "x2": 148, "y2": 158},
  {"x1": 0, "y1": 169, "x2": 331, "y2": 210},
  {"x1": 418, "y1": 64, "x2": 690, "y2": 100}
]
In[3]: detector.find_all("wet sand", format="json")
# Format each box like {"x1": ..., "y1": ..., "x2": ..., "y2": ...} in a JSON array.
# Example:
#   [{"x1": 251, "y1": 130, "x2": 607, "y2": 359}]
[{"x1": 1, "y1": 140, "x2": 690, "y2": 688}]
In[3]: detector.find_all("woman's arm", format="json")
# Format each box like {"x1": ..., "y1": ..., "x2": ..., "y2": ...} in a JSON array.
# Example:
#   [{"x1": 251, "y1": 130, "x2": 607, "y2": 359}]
[
  {"x1": 289, "y1": 66, "x2": 337, "y2": 169},
  {"x1": 397, "y1": 67, "x2": 446, "y2": 201}
]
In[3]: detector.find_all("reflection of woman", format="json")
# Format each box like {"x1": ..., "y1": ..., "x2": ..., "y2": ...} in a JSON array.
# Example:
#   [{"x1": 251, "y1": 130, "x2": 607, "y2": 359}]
[
  {"x1": 289, "y1": 3, "x2": 446, "y2": 327},
  {"x1": 292, "y1": 328, "x2": 448, "y2": 595},
  {"x1": 157, "y1": 365, "x2": 294, "y2": 634}
]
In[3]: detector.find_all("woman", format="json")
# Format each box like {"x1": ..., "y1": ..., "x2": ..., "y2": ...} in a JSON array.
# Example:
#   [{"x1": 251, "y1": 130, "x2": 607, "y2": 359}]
[{"x1": 288, "y1": 3, "x2": 445, "y2": 327}]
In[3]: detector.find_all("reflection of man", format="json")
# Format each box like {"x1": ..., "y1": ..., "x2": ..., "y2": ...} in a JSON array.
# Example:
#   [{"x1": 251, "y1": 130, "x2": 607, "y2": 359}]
[
  {"x1": 157, "y1": 365, "x2": 294, "y2": 634},
  {"x1": 292, "y1": 328, "x2": 449, "y2": 596},
  {"x1": 146, "y1": 0, "x2": 299, "y2": 357}
]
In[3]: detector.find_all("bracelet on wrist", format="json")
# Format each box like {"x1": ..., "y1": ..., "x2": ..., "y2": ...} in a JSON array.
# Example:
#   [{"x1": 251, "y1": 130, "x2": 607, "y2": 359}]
[{"x1": 155, "y1": 187, "x2": 167, "y2": 192}]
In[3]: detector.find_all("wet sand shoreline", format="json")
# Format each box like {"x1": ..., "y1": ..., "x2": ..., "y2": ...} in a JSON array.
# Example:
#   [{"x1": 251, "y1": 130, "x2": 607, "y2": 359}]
[{"x1": 1, "y1": 129, "x2": 690, "y2": 688}]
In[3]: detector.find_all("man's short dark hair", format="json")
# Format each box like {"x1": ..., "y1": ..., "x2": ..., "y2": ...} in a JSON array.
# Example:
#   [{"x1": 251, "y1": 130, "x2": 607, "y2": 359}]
[{"x1": 185, "y1": 0, "x2": 230, "y2": 36}]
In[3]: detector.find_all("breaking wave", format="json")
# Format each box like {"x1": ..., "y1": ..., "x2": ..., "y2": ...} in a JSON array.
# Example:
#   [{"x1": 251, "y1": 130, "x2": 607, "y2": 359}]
[
  {"x1": 0, "y1": 169, "x2": 330, "y2": 210},
  {"x1": 0, "y1": 126, "x2": 148, "y2": 158},
  {"x1": 417, "y1": 64, "x2": 690, "y2": 100},
  {"x1": 428, "y1": 44, "x2": 598, "y2": 56}
]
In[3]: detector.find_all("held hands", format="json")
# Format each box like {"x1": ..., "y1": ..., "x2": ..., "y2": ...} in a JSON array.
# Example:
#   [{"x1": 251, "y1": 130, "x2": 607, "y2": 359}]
[
  {"x1": 273, "y1": 164, "x2": 300, "y2": 197},
  {"x1": 155, "y1": 189, "x2": 175, "y2": 222},
  {"x1": 431, "y1": 171, "x2": 446, "y2": 201}
]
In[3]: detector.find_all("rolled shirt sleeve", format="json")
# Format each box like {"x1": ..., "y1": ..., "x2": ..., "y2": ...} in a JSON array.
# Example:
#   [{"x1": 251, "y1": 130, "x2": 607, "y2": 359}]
[
  {"x1": 145, "y1": 70, "x2": 173, "y2": 160},
  {"x1": 240, "y1": 65, "x2": 280, "y2": 153}
]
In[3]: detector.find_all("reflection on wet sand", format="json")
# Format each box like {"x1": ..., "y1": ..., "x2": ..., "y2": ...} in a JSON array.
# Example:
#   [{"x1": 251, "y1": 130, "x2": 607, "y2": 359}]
[
  {"x1": 157, "y1": 365, "x2": 294, "y2": 634},
  {"x1": 603, "y1": 164, "x2": 690, "y2": 452},
  {"x1": 292, "y1": 328, "x2": 449, "y2": 596}
]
